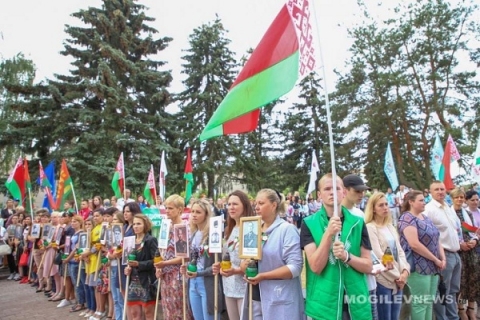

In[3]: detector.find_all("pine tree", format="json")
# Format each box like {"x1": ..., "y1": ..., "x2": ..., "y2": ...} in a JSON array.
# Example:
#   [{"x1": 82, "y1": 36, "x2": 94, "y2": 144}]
[
  {"x1": 3, "y1": 0, "x2": 173, "y2": 196},
  {"x1": 175, "y1": 17, "x2": 237, "y2": 198}
]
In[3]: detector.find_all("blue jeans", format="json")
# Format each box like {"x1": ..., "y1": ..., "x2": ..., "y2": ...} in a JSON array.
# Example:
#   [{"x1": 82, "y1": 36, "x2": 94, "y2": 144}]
[
  {"x1": 434, "y1": 251, "x2": 461, "y2": 320},
  {"x1": 68, "y1": 263, "x2": 85, "y2": 304},
  {"x1": 189, "y1": 276, "x2": 215, "y2": 320},
  {"x1": 376, "y1": 283, "x2": 402, "y2": 320},
  {"x1": 82, "y1": 271, "x2": 96, "y2": 311},
  {"x1": 110, "y1": 264, "x2": 124, "y2": 320}
]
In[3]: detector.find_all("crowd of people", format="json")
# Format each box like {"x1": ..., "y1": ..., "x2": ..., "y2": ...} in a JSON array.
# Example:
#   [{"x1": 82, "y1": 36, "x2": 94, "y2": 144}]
[{"x1": 0, "y1": 178, "x2": 479, "y2": 320}]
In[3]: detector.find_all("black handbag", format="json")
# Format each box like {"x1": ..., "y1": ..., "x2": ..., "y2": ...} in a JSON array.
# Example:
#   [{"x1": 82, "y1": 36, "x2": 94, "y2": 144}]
[
  {"x1": 54, "y1": 251, "x2": 63, "y2": 265},
  {"x1": 437, "y1": 274, "x2": 447, "y2": 305}
]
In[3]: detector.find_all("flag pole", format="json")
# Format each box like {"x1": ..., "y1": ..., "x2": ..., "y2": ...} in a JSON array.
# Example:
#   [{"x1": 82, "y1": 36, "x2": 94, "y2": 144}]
[
  {"x1": 70, "y1": 181, "x2": 79, "y2": 214},
  {"x1": 122, "y1": 152, "x2": 126, "y2": 201},
  {"x1": 311, "y1": 1, "x2": 339, "y2": 229},
  {"x1": 27, "y1": 187, "x2": 34, "y2": 220}
]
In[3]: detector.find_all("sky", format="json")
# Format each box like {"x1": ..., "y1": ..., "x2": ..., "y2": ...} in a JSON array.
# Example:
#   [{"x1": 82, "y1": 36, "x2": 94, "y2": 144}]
[{"x1": 0, "y1": 0, "x2": 374, "y2": 98}]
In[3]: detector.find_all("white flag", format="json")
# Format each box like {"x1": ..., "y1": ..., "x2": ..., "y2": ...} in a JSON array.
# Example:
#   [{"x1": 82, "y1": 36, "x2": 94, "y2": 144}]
[
  {"x1": 472, "y1": 135, "x2": 480, "y2": 184},
  {"x1": 384, "y1": 143, "x2": 399, "y2": 191},
  {"x1": 159, "y1": 151, "x2": 168, "y2": 201},
  {"x1": 307, "y1": 150, "x2": 320, "y2": 196}
]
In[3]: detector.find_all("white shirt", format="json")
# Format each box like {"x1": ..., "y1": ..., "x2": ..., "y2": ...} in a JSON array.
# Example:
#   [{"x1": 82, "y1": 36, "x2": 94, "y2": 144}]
[
  {"x1": 396, "y1": 190, "x2": 408, "y2": 206},
  {"x1": 424, "y1": 199, "x2": 461, "y2": 252},
  {"x1": 116, "y1": 198, "x2": 135, "y2": 211}
]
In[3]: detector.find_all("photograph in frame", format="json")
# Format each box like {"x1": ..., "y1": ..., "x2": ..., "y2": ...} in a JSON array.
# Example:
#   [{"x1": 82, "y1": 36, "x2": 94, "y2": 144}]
[
  {"x1": 7, "y1": 225, "x2": 15, "y2": 238},
  {"x1": 100, "y1": 222, "x2": 108, "y2": 244},
  {"x1": 111, "y1": 223, "x2": 123, "y2": 248},
  {"x1": 173, "y1": 223, "x2": 189, "y2": 258},
  {"x1": 31, "y1": 223, "x2": 41, "y2": 239},
  {"x1": 78, "y1": 231, "x2": 89, "y2": 250},
  {"x1": 55, "y1": 227, "x2": 64, "y2": 244},
  {"x1": 239, "y1": 216, "x2": 262, "y2": 260},
  {"x1": 64, "y1": 236, "x2": 71, "y2": 254},
  {"x1": 14, "y1": 225, "x2": 24, "y2": 239},
  {"x1": 105, "y1": 227, "x2": 113, "y2": 249},
  {"x1": 122, "y1": 236, "x2": 136, "y2": 266},
  {"x1": 157, "y1": 218, "x2": 171, "y2": 249},
  {"x1": 208, "y1": 216, "x2": 222, "y2": 254},
  {"x1": 47, "y1": 225, "x2": 56, "y2": 242},
  {"x1": 41, "y1": 223, "x2": 52, "y2": 241}
]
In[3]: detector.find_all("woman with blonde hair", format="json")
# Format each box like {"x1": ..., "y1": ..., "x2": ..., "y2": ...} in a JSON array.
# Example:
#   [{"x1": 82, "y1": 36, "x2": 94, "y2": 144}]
[
  {"x1": 154, "y1": 195, "x2": 193, "y2": 319},
  {"x1": 364, "y1": 192, "x2": 409, "y2": 320},
  {"x1": 180, "y1": 199, "x2": 225, "y2": 319}
]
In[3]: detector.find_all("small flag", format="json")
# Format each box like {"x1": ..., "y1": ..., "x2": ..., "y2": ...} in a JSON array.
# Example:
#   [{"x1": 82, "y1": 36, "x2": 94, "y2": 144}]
[
  {"x1": 430, "y1": 132, "x2": 444, "y2": 180},
  {"x1": 159, "y1": 151, "x2": 168, "y2": 201},
  {"x1": 384, "y1": 143, "x2": 399, "y2": 191},
  {"x1": 440, "y1": 135, "x2": 460, "y2": 190},
  {"x1": 461, "y1": 221, "x2": 477, "y2": 233},
  {"x1": 184, "y1": 148, "x2": 194, "y2": 205},
  {"x1": 143, "y1": 165, "x2": 157, "y2": 207},
  {"x1": 56, "y1": 159, "x2": 73, "y2": 210},
  {"x1": 39, "y1": 161, "x2": 56, "y2": 210},
  {"x1": 5, "y1": 157, "x2": 25, "y2": 203},
  {"x1": 111, "y1": 152, "x2": 125, "y2": 198},
  {"x1": 307, "y1": 150, "x2": 320, "y2": 196},
  {"x1": 38, "y1": 161, "x2": 56, "y2": 212},
  {"x1": 471, "y1": 135, "x2": 480, "y2": 184}
]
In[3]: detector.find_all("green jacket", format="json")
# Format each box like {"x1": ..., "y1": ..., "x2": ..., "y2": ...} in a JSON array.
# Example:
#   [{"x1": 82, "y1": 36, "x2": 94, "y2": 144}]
[{"x1": 304, "y1": 207, "x2": 372, "y2": 320}]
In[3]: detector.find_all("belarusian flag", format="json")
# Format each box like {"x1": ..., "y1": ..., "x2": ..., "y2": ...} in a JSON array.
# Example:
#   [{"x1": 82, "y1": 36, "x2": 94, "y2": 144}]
[
  {"x1": 472, "y1": 135, "x2": 480, "y2": 184},
  {"x1": 184, "y1": 148, "x2": 194, "y2": 205},
  {"x1": 5, "y1": 156, "x2": 25, "y2": 203},
  {"x1": 111, "y1": 152, "x2": 125, "y2": 198},
  {"x1": 24, "y1": 158, "x2": 33, "y2": 214},
  {"x1": 439, "y1": 135, "x2": 461, "y2": 190},
  {"x1": 56, "y1": 159, "x2": 73, "y2": 210},
  {"x1": 39, "y1": 161, "x2": 56, "y2": 210},
  {"x1": 200, "y1": 0, "x2": 319, "y2": 141},
  {"x1": 143, "y1": 165, "x2": 157, "y2": 207}
]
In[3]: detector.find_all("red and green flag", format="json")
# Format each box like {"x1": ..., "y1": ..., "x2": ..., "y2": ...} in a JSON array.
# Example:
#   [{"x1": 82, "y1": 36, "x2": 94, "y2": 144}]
[
  {"x1": 184, "y1": 148, "x2": 194, "y2": 205},
  {"x1": 143, "y1": 165, "x2": 157, "y2": 207},
  {"x1": 111, "y1": 152, "x2": 125, "y2": 198},
  {"x1": 5, "y1": 156, "x2": 25, "y2": 203},
  {"x1": 439, "y1": 135, "x2": 461, "y2": 190},
  {"x1": 24, "y1": 158, "x2": 33, "y2": 214},
  {"x1": 461, "y1": 221, "x2": 478, "y2": 233},
  {"x1": 199, "y1": 0, "x2": 319, "y2": 141},
  {"x1": 56, "y1": 159, "x2": 73, "y2": 210},
  {"x1": 39, "y1": 161, "x2": 56, "y2": 209}
]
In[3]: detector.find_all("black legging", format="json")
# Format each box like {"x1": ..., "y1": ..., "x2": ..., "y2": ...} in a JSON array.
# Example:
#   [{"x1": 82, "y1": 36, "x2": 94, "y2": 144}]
[{"x1": 7, "y1": 253, "x2": 18, "y2": 274}]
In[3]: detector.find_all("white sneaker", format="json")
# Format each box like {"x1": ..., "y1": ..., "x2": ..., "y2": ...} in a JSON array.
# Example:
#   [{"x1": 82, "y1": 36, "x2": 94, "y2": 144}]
[
  {"x1": 57, "y1": 299, "x2": 72, "y2": 308},
  {"x1": 7, "y1": 273, "x2": 15, "y2": 280},
  {"x1": 13, "y1": 273, "x2": 21, "y2": 281}
]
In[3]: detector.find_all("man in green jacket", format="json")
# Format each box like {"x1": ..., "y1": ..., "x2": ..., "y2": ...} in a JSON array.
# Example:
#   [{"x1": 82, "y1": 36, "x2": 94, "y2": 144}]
[{"x1": 301, "y1": 173, "x2": 373, "y2": 320}]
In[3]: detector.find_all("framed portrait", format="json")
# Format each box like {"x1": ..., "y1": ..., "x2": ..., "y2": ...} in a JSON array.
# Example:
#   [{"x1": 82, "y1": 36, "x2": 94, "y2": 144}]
[
  {"x1": 173, "y1": 223, "x2": 189, "y2": 258},
  {"x1": 64, "y1": 236, "x2": 71, "y2": 254},
  {"x1": 208, "y1": 216, "x2": 222, "y2": 254},
  {"x1": 239, "y1": 216, "x2": 262, "y2": 260},
  {"x1": 158, "y1": 218, "x2": 171, "y2": 249},
  {"x1": 100, "y1": 222, "x2": 109, "y2": 245},
  {"x1": 122, "y1": 236, "x2": 136, "y2": 266},
  {"x1": 7, "y1": 225, "x2": 16, "y2": 238},
  {"x1": 54, "y1": 227, "x2": 64, "y2": 244},
  {"x1": 105, "y1": 227, "x2": 113, "y2": 249},
  {"x1": 111, "y1": 223, "x2": 123, "y2": 248},
  {"x1": 14, "y1": 225, "x2": 24, "y2": 239},
  {"x1": 31, "y1": 223, "x2": 41, "y2": 239},
  {"x1": 47, "y1": 225, "x2": 56, "y2": 242},
  {"x1": 78, "y1": 231, "x2": 90, "y2": 251},
  {"x1": 41, "y1": 223, "x2": 52, "y2": 241}
]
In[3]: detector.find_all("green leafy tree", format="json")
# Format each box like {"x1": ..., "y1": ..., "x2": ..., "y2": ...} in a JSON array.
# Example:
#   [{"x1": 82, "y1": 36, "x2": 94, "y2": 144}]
[
  {"x1": 334, "y1": 0, "x2": 479, "y2": 190},
  {"x1": 175, "y1": 17, "x2": 237, "y2": 198},
  {"x1": 2, "y1": 0, "x2": 174, "y2": 196}
]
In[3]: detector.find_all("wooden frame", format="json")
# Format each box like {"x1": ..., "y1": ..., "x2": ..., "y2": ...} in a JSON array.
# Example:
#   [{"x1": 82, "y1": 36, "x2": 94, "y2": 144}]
[
  {"x1": 64, "y1": 236, "x2": 71, "y2": 254},
  {"x1": 122, "y1": 236, "x2": 136, "y2": 266},
  {"x1": 54, "y1": 226, "x2": 64, "y2": 244},
  {"x1": 99, "y1": 222, "x2": 109, "y2": 244},
  {"x1": 105, "y1": 227, "x2": 113, "y2": 249},
  {"x1": 239, "y1": 216, "x2": 262, "y2": 260},
  {"x1": 111, "y1": 223, "x2": 123, "y2": 248},
  {"x1": 173, "y1": 223, "x2": 189, "y2": 258},
  {"x1": 47, "y1": 225, "x2": 56, "y2": 242}
]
